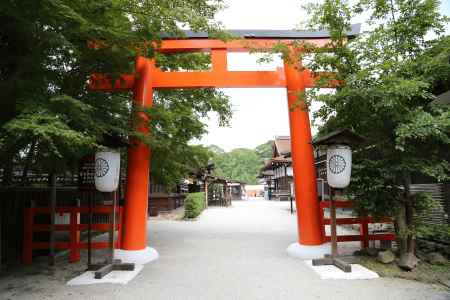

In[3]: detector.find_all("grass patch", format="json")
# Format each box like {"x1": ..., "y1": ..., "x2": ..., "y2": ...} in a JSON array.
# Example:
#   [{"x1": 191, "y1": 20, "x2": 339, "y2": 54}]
[
  {"x1": 359, "y1": 256, "x2": 450, "y2": 287},
  {"x1": 184, "y1": 192, "x2": 205, "y2": 219}
]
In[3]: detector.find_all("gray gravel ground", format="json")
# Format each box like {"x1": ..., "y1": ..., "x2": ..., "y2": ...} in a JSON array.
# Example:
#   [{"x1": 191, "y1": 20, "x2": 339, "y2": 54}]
[{"x1": 1, "y1": 198, "x2": 449, "y2": 300}]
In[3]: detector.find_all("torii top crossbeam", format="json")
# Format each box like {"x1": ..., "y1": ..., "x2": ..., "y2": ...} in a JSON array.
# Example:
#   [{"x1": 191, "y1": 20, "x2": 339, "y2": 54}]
[{"x1": 90, "y1": 25, "x2": 360, "y2": 90}]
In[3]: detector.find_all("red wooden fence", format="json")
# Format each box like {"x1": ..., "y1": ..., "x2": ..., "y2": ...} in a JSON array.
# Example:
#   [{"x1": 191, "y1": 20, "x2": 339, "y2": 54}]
[
  {"x1": 23, "y1": 206, "x2": 123, "y2": 264},
  {"x1": 319, "y1": 200, "x2": 395, "y2": 248}
]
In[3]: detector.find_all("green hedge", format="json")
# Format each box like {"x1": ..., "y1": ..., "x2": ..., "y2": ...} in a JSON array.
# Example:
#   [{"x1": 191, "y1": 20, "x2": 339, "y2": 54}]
[
  {"x1": 184, "y1": 192, "x2": 205, "y2": 219},
  {"x1": 417, "y1": 224, "x2": 450, "y2": 244}
]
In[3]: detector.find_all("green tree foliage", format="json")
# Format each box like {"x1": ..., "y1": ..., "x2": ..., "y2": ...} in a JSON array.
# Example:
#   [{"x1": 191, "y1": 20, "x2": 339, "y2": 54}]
[
  {"x1": 209, "y1": 142, "x2": 272, "y2": 184},
  {"x1": 255, "y1": 140, "x2": 273, "y2": 161},
  {"x1": 303, "y1": 0, "x2": 450, "y2": 263},
  {"x1": 0, "y1": 0, "x2": 232, "y2": 186}
]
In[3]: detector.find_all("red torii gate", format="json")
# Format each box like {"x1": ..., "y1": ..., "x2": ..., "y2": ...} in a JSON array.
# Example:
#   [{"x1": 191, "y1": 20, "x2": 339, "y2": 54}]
[{"x1": 90, "y1": 27, "x2": 360, "y2": 259}]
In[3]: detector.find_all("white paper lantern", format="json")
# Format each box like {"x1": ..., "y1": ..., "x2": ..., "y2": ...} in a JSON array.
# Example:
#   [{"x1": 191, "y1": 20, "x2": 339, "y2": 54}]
[
  {"x1": 326, "y1": 145, "x2": 352, "y2": 189},
  {"x1": 94, "y1": 150, "x2": 121, "y2": 192}
]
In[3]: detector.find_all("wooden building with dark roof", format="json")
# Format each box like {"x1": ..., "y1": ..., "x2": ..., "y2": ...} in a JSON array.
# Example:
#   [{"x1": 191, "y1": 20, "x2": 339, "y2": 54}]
[{"x1": 260, "y1": 136, "x2": 294, "y2": 200}]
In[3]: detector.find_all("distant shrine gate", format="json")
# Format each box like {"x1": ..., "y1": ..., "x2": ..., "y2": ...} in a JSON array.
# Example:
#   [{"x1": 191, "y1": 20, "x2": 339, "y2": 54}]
[{"x1": 90, "y1": 27, "x2": 360, "y2": 253}]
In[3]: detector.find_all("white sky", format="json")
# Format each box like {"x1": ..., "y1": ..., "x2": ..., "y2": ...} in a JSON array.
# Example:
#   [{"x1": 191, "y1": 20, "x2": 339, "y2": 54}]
[{"x1": 192, "y1": 0, "x2": 450, "y2": 152}]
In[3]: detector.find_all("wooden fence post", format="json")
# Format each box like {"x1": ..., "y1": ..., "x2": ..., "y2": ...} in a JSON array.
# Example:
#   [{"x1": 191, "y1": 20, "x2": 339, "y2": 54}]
[
  {"x1": 23, "y1": 207, "x2": 33, "y2": 264},
  {"x1": 117, "y1": 206, "x2": 123, "y2": 248},
  {"x1": 360, "y1": 218, "x2": 369, "y2": 249},
  {"x1": 319, "y1": 202, "x2": 326, "y2": 240},
  {"x1": 69, "y1": 201, "x2": 81, "y2": 262}
]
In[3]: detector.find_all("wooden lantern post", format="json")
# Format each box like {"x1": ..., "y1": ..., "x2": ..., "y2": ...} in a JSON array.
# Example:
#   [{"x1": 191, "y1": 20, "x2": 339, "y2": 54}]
[
  {"x1": 90, "y1": 150, "x2": 135, "y2": 279},
  {"x1": 312, "y1": 129, "x2": 364, "y2": 273}
]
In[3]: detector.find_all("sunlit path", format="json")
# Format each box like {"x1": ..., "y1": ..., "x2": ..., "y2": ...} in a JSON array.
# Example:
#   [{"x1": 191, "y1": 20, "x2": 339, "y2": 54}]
[
  {"x1": 66, "y1": 200, "x2": 446, "y2": 300},
  {"x1": 1, "y1": 199, "x2": 448, "y2": 299}
]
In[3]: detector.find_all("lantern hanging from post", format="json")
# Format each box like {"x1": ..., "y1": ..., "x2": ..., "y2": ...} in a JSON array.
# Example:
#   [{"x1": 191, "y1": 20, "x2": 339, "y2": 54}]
[
  {"x1": 326, "y1": 145, "x2": 352, "y2": 189},
  {"x1": 91, "y1": 150, "x2": 135, "y2": 279},
  {"x1": 94, "y1": 150, "x2": 121, "y2": 192},
  {"x1": 311, "y1": 129, "x2": 364, "y2": 273}
]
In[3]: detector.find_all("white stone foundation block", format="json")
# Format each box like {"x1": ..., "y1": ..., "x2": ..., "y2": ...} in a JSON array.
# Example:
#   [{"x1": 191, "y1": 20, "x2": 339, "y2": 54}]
[
  {"x1": 304, "y1": 260, "x2": 379, "y2": 280},
  {"x1": 114, "y1": 246, "x2": 159, "y2": 265},
  {"x1": 286, "y1": 242, "x2": 331, "y2": 260},
  {"x1": 67, "y1": 265, "x2": 144, "y2": 286}
]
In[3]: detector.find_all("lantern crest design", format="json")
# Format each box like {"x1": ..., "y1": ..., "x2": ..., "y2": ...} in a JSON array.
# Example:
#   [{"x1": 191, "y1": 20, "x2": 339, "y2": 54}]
[
  {"x1": 328, "y1": 154, "x2": 346, "y2": 174},
  {"x1": 95, "y1": 158, "x2": 110, "y2": 178}
]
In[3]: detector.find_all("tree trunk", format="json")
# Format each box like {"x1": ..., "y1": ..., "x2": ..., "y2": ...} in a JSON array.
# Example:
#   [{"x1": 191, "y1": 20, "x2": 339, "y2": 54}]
[
  {"x1": 395, "y1": 171, "x2": 418, "y2": 270},
  {"x1": 402, "y1": 171, "x2": 415, "y2": 254},
  {"x1": 395, "y1": 203, "x2": 408, "y2": 255}
]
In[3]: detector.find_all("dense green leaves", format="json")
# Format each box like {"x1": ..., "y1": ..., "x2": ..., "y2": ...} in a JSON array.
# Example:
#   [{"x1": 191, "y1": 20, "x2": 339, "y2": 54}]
[
  {"x1": 209, "y1": 141, "x2": 272, "y2": 184},
  {"x1": 184, "y1": 192, "x2": 205, "y2": 219},
  {"x1": 304, "y1": 0, "x2": 450, "y2": 257},
  {"x1": 255, "y1": 140, "x2": 273, "y2": 161},
  {"x1": 0, "y1": 0, "x2": 232, "y2": 185},
  {"x1": 211, "y1": 148, "x2": 261, "y2": 184}
]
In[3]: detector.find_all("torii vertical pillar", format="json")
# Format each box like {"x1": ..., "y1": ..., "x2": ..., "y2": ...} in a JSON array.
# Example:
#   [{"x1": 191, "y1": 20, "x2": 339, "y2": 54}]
[
  {"x1": 115, "y1": 56, "x2": 159, "y2": 264},
  {"x1": 284, "y1": 54, "x2": 329, "y2": 259}
]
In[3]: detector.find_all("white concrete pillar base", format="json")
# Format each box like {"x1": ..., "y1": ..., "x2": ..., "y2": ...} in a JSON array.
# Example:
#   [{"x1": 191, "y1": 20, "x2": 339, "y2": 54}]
[
  {"x1": 115, "y1": 247, "x2": 159, "y2": 265},
  {"x1": 286, "y1": 242, "x2": 331, "y2": 260}
]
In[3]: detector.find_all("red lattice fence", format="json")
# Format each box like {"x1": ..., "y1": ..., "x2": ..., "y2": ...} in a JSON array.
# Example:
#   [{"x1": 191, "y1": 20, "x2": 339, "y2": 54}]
[
  {"x1": 23, "y1": 205, "x2": 123, "y2": 264},
  {"x1": 319, "y1": 200, "x2": 395, "y2": 248}
]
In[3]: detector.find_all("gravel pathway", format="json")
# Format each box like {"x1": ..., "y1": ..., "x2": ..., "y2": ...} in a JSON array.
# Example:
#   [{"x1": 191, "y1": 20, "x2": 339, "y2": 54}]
[{"x1": 1, "y1": 198, "x2": 448, "y2": 300}]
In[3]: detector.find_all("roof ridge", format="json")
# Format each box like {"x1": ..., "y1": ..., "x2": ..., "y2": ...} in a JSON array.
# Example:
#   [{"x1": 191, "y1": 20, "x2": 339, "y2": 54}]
[{"x1": 161, "y1": 25, "x2": 361, "y2": 40}]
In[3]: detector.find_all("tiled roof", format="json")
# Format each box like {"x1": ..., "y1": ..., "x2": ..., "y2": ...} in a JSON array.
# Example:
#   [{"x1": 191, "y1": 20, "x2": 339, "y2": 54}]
[{"x1": 161, "y1": 25, "x2": 361, "y2": 40}]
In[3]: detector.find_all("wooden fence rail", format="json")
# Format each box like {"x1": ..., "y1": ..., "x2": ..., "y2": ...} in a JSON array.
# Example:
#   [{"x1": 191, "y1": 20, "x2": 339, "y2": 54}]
[
  {"x1": 23, "y1": 205, "x2": 123, "y2": 264},
  {"x1": 319, "y1": 200, "x2": 395, "y2": 248}
]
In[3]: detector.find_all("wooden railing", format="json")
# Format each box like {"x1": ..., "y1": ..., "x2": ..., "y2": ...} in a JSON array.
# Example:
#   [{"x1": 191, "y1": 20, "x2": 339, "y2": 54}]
[
  {"x1": 319, "y1": 200, "x2": 395, "y2": 248},
  {"x1": 23, "y1": 205, "x2": 122, "y2": 264}
]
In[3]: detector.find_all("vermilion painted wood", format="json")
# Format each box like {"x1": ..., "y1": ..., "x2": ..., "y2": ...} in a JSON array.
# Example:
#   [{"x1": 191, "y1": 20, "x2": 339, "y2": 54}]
[
  {"x1": 323, "y1": 234, "x2": 395, "y2": 243},
  {"x1": 284, "y1": 55, "x2": 323, "y2": 245},
  {"x1": 31, "y1": 242, "x2": 121, "y2": 250},
  {"x1": 89, "y1": 65, "x2": 337, "y2": 90},
  {"x1": 22, "y1": 206, "x2": 123, "y2": 264},
  {"x1": 360, "y1": 219, "x2": 370, "y2": 248},
  {"x1": 322, "y1": 217, "x2": 392, "y2": 225},
  {"x1": 122, "y1": 56, "x2": 154, "y2": 251},
  {"x1": 88, "y1": 37, "x2": 338, "y2": 250},
  {"x1": 22, "y1": 208, "x2": 33, "y2": 264},
  {"x1": 319, "y1": 201, "x2": 354, "y2": 208},
  {"x1": 89, "y1": 74, "x2": 135, "y2": 91},
  {"x1": 32, "y1": 223, "x2": 120, "y2": 231},
  {"x1": 117, "y1": 205, "x2": 124, "y2": 249},
  {"x1": 158, "y1": 38, "x2": 330, "y2": 53},
  {"x1": 88, "y1": 40, "x2": 339, "y2": 91},
  {"x1": 32, "y1": 206, "x2": 119, "y2": 213},
  {"x1": 319, "y1": 201, "x2": 395, "y2": 248},
  {"x1": 69, "y1": 208, "x2": 80, "y2": 262},
  {"x1": 151, "y1": 69, "x2": 287, "y2": 88}
]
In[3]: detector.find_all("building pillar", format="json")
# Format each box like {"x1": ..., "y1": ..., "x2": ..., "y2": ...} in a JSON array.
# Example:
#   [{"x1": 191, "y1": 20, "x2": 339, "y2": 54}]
[
  {"x1": 116, "y1": 56, "x2": 159, "y2": 264},
  {"x1": 284, "y1": 53, "x2": 324, "y2": 248}
]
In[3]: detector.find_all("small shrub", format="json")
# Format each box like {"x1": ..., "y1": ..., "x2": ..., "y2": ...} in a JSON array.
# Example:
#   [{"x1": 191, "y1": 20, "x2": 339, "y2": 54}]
[
  {"x1": 417, "y1": 224, "x2": 450, "y2": 244},
  {"x1": 184, "y1": 192, "x2": 205, "y2": 219}
]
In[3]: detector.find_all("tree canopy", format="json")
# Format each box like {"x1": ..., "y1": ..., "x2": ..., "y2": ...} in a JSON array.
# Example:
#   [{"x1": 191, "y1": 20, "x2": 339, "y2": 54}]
[
  {"x1": 304, "y1": 0, "x2": 450, "y2": 265},
  {"x1": 0, "y1": 0, "x2": 232, "y2": 187},
  {"x1": 209, "y1": 141, "x2": 272, "y2": 184}
]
